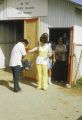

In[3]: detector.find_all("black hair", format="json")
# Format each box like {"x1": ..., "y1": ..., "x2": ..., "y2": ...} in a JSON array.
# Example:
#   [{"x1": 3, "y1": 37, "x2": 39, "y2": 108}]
[
  {"x1": 19, "y1": 39, "x2": 29, "y2": 45},
  {"x1": 40, "y1": 34, "x2": 48, "y2": 43},
  {"x1": 42, "y1": 33, "x2": 48, "y2": 37}
]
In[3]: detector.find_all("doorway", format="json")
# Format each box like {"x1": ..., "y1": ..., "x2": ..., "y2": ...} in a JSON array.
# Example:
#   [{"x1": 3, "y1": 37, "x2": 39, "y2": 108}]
[
  {"x1": 0, "y1": 20, "x2": 24, "y2": 67},
  {"x1": 0, "y1": 18, "x2": 39, "y2": 81},
  {"x1": 49, "y1": 28, "x2": 71, "y2": 83}
]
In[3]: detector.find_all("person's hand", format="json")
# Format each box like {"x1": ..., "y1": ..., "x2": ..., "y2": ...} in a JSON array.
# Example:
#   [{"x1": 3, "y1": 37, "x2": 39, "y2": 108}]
[{"x1": 28, "y1": 50, "x2": 31, "y2": 53}]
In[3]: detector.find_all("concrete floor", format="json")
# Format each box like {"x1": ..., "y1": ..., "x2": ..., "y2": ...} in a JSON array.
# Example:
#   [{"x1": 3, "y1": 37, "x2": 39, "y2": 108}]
[{"x1": 0, "y1": 69, "x2": 82, "y2": 120}]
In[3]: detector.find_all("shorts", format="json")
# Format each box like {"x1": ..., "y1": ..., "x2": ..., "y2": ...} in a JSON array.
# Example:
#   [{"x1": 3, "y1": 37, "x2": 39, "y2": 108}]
[{"x1": 47, "y1": 58, "x2": 52, "y2": 69}]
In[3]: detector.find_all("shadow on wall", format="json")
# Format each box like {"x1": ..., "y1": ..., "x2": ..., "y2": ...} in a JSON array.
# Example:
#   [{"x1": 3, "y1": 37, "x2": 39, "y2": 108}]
[{"x1": 77, "y1": 116, "x2": 82, "y2": 120}]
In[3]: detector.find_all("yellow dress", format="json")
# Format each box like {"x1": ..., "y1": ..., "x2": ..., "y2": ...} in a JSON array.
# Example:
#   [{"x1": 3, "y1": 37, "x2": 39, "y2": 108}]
[{"x1": 36, "y1": 44, "x2": 51, "y2": 90}]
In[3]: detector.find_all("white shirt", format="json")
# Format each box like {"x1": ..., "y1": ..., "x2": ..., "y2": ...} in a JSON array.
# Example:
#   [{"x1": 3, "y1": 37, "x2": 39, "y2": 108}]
[{"x1": 9, "y1": 42, "x2": 26, "y2": 67}]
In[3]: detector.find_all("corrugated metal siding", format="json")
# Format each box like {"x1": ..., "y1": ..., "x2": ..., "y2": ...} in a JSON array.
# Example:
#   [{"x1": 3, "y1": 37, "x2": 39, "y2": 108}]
[
  {"x1": 72, "y1": 26, "x2": 82, "y2": 80},
  {"x1": 0, "y1": 0, "x2": 82, "y2": 79},
  {"x1": 73, "y1": 44, "x2": 82, "y2": 80},
  {"x1": 40, "y1": 0, "x2": 82, "y2": 34},
  {"x1": 0, "y1": 0, "x2": 7, "y2": 20},
  {"x1": 0, "y1": 0, "x2": 82, "y2": 31},
  {"x1": 0, "y1": 44, "x2": 14, "y2": 67},
  {"x1": 0, "y1": 23, "x2": 16, "y2": 67}
]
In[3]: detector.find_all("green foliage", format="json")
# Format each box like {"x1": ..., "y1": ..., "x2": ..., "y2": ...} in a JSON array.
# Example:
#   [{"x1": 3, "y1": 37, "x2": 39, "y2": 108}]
[{"x1": 72, "y1": 78, "x2": 82, "y2": 88}]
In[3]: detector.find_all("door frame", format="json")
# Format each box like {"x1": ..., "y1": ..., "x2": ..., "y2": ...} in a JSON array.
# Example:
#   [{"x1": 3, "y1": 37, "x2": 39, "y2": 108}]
[
  {"x1": 49, "y1": 27, "x2": 74, "y2": 84},
  {"x1": 68, "y1": 27, "x2": 74, "y2": 84}
]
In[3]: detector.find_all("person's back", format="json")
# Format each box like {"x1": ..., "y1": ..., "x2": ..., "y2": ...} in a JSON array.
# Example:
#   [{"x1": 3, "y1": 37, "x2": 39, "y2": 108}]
[
  {"x1": 9, "y1": 39, "x2": 29, "y2": 92},
  {"x1": 9, "y1": 42, "x2": 26, "y2": 67}
]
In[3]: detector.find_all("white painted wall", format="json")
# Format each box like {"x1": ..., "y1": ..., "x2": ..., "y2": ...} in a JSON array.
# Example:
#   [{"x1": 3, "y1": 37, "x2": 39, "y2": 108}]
[{"x1": 72, "y1": 25, "x2": 82, "y2": 80}]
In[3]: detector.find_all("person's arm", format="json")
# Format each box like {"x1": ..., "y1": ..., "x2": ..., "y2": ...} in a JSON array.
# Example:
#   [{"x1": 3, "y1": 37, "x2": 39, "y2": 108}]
[
  {"x1": 52, "y1": 50, "x2": 56, "y2": 63},
  {"x1": 62, "y1": 44, "x2": 67, "y2": 53},
  {"x1": 55, "y1": 45, "x2": 59, "y2": 61},
  {"x1": 48, "y1": 44, "x2": 53, "y2": 57},
  {"x1": 28, "y1": 47, "x2": 38, "y2": 53}
]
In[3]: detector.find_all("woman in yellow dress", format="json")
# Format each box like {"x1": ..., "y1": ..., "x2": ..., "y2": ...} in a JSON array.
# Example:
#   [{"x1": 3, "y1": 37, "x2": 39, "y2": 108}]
[{"x1": 29, "y1": 34, "x2": 52, "y2": 90}]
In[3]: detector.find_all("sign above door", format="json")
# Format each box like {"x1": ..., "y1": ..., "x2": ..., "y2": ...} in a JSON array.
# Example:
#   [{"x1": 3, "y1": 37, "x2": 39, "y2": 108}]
[{"x1": 7, "y1": 0, "x2": 48, "y2": 18}]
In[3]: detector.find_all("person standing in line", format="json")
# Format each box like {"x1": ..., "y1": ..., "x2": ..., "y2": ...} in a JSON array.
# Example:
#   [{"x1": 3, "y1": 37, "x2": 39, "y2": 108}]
[
  {"x1": 9, "y1": 39, "x2": 29, "y2": 92},
  {"x1": 42, "y1": 33, "x2": 53, "y2": 85},
  {"x1": 29, "y1": 34, "x2": 52, "y2": 90},
  {"x1": 62, "y1": 32, "x2": 69, "y2": 59},
  {"x1": 47, "y1": 42, "x2": 53, "y2": 85},
  {"x1": 55, "y1": 37, "x2": 67, "y2": 83},
  {"x1": 62, "y1": 33, "x2": 70, "y2": 82}
]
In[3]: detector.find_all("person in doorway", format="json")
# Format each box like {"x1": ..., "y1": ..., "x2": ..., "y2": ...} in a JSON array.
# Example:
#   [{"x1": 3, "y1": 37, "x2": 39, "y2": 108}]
[
  {"x1": 55, "y1": 37, "x2": 67, "y2": 83},
  {"x1": 9, "y1": 39, "x2": 29, "y2": 92},
  {"x1": 62, "y1": 32, "x2": 69, "y2": 58},
  {"x1": 51, "y1": 42, "x2": 56, "y2": 81},
  {"x1": 29, "y1": 34, "x2": 52, "y2": 90},
  {"x1": 42, "y1": 33, "x2": 53, "y2": 85},
  {"x1": 47, "y1": 42, "x2": 53, "y2": 85},
  {"x1": 62, "y1": 33, "x2": 70, "y2": 82}
]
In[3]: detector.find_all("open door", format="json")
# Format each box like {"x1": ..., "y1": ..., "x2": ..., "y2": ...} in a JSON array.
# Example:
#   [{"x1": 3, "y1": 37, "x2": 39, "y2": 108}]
[
  {"x1": 23, "y1": 18, "x2": 39, "y2": 80},
  {"x1": 49, "y1": 27, "x2": 74, "y2": 84},
  {"x1": 68, "y1": 25, "x2": 82, "y2": 84},
  {"x1": 72, "y1": 25, "x2": 82, "y2": 84}
]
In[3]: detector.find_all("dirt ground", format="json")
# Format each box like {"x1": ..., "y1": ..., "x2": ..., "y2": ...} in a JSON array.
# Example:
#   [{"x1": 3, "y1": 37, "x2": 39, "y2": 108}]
[{"x1": 0, "y1": 69, "x2": 82, "y2": 120}]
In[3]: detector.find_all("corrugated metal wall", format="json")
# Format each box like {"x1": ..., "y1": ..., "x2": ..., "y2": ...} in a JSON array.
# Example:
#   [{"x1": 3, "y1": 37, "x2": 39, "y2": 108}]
[
  {"x1": 1, "y1": 0, "x2": 82, "y2": 32},
  {"x1": 0, "y1": 22, "x2": 16, "y2": 67},
  {"x1": 0, "y1": 0, "x2": 82, "y2": 79},
  {"x1": 73, "y1": 44, "x2": 82, "y2": 80},
  {"x1": 0, "y1": 0, "x2": 7, "y2": 20},
  {"x1": 39, "y1": 0, "x2": 82, "y2": 80},
  {"x1": 40, "y1": 0, "x2": 82, "y2": 34}
]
